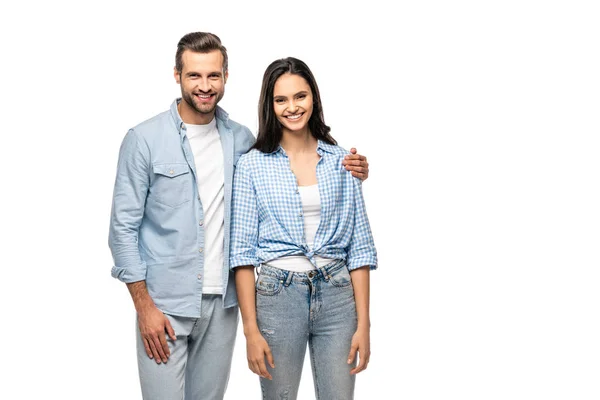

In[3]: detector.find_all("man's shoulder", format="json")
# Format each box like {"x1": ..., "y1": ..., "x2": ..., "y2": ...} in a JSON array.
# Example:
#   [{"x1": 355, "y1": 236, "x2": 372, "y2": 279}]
[
  {"x1": 131, "y1": 109, "x2": 175, "y2": 139},
  {"x1": 224, "y1": 116, "x2": 247, "y2": 131},
  {"x1": 220, "y1": 112, "x2": 256, "y2": 153},
  {"x1": 224, "y1": 117, "x2": 255, "y2": 141}
]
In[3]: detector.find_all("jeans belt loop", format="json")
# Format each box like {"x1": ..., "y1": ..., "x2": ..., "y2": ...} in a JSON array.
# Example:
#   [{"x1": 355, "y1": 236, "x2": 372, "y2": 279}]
[{"x1": 284, "y1": 270, "x2": 294, "y2": 286}]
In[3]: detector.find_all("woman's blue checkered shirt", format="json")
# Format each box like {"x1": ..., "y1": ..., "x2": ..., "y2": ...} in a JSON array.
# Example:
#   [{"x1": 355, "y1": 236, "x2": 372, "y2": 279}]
[{"x1": 230, "y1": 140, "x2": 377, "y2": 271}]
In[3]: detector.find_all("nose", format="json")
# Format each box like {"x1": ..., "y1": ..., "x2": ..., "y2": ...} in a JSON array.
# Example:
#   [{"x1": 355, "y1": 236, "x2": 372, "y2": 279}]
[
  {"x1": 197, "y1": 78, "x2": 210, "y2": 92},
  {"x1": 287, "y1": 101, "x2": 298, "y2": 113}
]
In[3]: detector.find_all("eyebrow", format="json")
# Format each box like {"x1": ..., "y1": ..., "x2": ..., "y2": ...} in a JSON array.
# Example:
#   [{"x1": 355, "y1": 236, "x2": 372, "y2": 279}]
[
  {"x1": 185, "y1": 71, "x2": 222, "y2": 77},
  {"x1": 274, "y1": 91, "x2": 309, "y2": 99}
]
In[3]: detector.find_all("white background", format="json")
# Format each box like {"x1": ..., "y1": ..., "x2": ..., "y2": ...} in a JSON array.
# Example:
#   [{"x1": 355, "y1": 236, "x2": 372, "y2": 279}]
[{"x1": 1, "y1": 0, "x2": 599, "y2": 399}]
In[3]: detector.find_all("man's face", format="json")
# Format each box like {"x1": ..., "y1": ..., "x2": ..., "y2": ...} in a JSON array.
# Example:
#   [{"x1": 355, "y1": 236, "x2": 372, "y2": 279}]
[{"x1": 175, "y1": 50, "x2": 227, "y2": 117}]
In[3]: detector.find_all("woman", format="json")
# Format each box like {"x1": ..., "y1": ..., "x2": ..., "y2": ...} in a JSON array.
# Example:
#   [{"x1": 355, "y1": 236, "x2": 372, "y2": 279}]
[{"x1": 230, "y1": 57, "x2": 377, "y2": 400}]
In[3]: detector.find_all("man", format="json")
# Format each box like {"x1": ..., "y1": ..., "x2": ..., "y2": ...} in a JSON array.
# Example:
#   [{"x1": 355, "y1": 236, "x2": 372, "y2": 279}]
[{"x1": 109, "y1": 32, "x2": 369, "y2": 400}]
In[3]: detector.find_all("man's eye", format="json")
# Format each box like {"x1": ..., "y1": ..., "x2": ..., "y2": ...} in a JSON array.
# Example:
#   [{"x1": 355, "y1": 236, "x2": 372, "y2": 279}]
[{"x1": 297, "y1": 95, "x2": 306, "y2": 99}]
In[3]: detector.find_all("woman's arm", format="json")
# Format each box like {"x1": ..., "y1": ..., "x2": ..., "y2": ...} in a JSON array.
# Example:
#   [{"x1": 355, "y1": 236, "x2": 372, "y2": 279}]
[
  {"x1": 345, "y1": 171, "x2": 377, "y2": 374},
  {"x1": 348, "y1": 266, "x2": 371, "y2": 374},
  {"x1": 235, "y1": 266, "x2": 275, "y2": 380},
  {"x1": 230, "y1": 157, "x2": 274, "y2": 379}
]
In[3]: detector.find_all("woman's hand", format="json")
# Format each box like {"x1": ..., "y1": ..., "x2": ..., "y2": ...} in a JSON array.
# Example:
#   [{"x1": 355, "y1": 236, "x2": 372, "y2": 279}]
[
  {"x1": 348, "y1": 326, "x2": 370, "y2": 374},
  {"x1": 246, "y1": 331, "x2": 275, "y2": 380}
]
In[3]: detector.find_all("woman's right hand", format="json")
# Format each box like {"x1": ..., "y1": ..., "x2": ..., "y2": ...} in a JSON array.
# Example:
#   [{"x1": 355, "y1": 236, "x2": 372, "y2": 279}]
[{"x1": 245, "y1": 331, "x2": 275, "y2": 380}]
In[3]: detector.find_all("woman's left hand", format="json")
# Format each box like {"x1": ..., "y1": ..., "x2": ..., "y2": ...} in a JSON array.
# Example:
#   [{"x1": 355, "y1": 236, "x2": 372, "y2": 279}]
[{"x1": 347, "y1": 326, "x2": 370, "y2": 374}]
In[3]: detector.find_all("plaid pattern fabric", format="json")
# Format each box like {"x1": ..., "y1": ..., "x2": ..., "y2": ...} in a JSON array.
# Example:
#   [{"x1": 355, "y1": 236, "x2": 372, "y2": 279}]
[{"x1": 230, "y1": 140, "x2": 377, "y2": 271}]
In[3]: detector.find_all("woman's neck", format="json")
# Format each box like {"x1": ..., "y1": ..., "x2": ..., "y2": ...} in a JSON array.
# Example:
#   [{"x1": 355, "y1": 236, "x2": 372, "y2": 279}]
[{"x1": 280, "y1": 130, "x2": 317, "y2": 155}]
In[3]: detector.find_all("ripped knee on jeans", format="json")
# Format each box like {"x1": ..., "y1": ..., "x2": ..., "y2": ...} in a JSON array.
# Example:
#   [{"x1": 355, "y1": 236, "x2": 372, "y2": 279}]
[{"x1": 278, "y1": 386, "x2": 290, "y2": 399}]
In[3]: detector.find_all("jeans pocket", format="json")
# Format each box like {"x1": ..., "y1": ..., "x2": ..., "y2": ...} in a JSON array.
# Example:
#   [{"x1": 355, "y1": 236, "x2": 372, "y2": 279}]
[
  {"x1": 328, "y1": 264, "x2": 352, "y2": 288},
  {"x1": 255, "y1": 272, "x2": 283, "y2": 296}
]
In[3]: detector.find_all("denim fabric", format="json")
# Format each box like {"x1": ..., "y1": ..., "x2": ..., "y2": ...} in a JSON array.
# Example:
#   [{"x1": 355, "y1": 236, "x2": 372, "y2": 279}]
[
  {"x1": 109, "y1": 99, "x2": 255, "y2": 315},
  {"x1": 255, "y1": 261, "x2": 357, "y2": 400},
  {"x1": 230, "y1": 141, "x2": 377, "y2": 272},
  {"x1": 136, "y1": 295, "x2": 238, "y2": 400}
]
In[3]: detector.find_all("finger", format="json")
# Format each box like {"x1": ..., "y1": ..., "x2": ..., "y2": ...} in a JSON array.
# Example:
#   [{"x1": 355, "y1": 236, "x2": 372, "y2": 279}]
[
  {"x1": 165, "y1": 319, "x2": 177, "y2": 342},
  {"x1": 147, "y1": 337, "x2": 162, "y2": 364},
  {"x1": 345, "y1": 165, "x2": 367, "y2": 173},
  {"x1": 351, "y1": 349, "x2": 371, "y2": 374},
  {"x1": 251, "y1": 360, "x2": 262, "y2": 377},
  {"x1": 257, "y1": 358, "x2": 272, "y2": 380},
  {"x1": 356, "y1": 351, "x2": 368, "y2": 374},
  {"x1": 266, "y1": 347, "x2": 275, "y2": 369},
  {"x1": 343, "y1": 155, "x2": 367, "y2": 165},
  {"x1": 351, "y1": 171, "x2": 367, "y2": 180},
  {"x1": 347, "y1": 344, "x2": 358, "y2": 365},
  {"x1": 350, "y1": 353, "x2": 361, "y2": 374},
  {"x1": 350, "y1": 147, "x2": 357, "y2": 154},
  {"x1": 151, "y1": 334, "x2": 168, "y2": 363},
  {"x1": 343, "y1": 159, "x2": 366, "y2": 167},
  {"x1": 142, "y1": 338, "x2": 153, "y2": 359},
  {"x1": 159, "y1": 332, "x2": 171, "y2": 361}
]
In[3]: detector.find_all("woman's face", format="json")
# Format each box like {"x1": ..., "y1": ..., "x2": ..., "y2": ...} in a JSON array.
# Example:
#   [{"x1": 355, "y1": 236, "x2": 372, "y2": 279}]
[{"x1": 272, "y1": 73, "x2": 314, "y2": 134}]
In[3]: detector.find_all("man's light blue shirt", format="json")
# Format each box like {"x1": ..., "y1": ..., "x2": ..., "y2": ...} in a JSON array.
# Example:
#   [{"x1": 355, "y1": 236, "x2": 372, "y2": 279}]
[
  {"x1": 109, "y1": 99, "x2": 255, "y2": 317},
  {"x1": 230, "y1": 141, "x2": 377, "y2": 271}
]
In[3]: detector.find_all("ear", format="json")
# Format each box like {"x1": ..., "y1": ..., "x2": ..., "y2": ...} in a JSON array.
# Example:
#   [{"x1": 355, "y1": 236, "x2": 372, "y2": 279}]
[
  {"x1": 174, "y1": 67, "x2": 180, "y2": 84},
  {"x1": 224, "y1": 71, "x2": 229, "y2": 84}
]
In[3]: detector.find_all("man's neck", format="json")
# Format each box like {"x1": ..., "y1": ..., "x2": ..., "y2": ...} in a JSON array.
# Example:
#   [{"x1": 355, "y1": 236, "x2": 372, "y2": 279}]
[{"x1": 178, "y1": 101, "x2": 215, "y2": 125}]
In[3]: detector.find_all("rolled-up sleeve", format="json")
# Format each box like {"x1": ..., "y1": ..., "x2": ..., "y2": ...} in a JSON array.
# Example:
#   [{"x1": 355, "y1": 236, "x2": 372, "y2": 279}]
[
  {"x1": 109, "y1": 129, "x2": 150, "y2": 282},
  {"x1": 346, "y1": 179, "x2": 378, "y2": 271},
  {"x1": 230, "y1": 157, "x2": 259, "y2": 268}
]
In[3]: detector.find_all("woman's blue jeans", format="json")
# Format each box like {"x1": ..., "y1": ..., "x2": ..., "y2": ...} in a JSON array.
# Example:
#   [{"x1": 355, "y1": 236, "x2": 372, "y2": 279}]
[{"x1": 256, "y1": 260, "x2": 358, "y2": 400}]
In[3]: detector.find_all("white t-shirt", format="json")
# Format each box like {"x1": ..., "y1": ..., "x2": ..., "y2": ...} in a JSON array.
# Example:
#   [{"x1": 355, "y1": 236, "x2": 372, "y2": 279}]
[
  {"x1": 268, "y1": 184, "x2": 333, "y2": 272},
  {"x1": 186, "y1": 118, "x2": 224, "y2": 294}
]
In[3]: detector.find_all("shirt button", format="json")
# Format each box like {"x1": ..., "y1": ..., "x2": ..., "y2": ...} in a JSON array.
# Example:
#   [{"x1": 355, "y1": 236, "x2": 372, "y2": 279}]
[
  {"x1": 199, "y1": 221, "x2": 204, "y2": 226},
  {"x1": 296, "y1": 189, "x2": 299, "y2": 194},
  {"x1": 197, "y1": 274, "x2": 202, "y2": 280},
  {"x1": 169, "y1": 170, "x2": 174, "y2": 174},
  {"x1": 198, "y1": 195, "x2": 201, "y2": 200},
  {"x1": 198, "y1": 248, "x2": 203, "y2": 253},
  {"x1": 299, "y1": 212, "x2": 303, "y2": 217}
]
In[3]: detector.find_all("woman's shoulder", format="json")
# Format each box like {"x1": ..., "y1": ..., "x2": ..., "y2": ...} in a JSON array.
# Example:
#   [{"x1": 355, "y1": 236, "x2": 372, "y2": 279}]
[
  {"x1": 238, "y1": 148, "x2": 264, "y2": 165},
  {"x1": 320, "y1": 142, "x2": 350, "y2": 158}
]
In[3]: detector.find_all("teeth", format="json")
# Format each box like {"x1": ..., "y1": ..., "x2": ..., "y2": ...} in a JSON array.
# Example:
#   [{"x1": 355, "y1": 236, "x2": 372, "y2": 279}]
[
  {"x1": 196, "y1": 94, "x2": 211, "y2": 99},
  {"x1": 287, "y1": 114, "x2": 302, "y2": 120}
]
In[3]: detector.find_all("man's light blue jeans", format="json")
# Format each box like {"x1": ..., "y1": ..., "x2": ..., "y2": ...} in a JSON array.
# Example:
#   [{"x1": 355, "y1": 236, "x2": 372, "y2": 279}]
[
  {"x1": 136, "y1": 295, "x2": 238, "y2": 400},
  {"x1": 256, "y1": 261, "x2": 358, "y2": 400}
]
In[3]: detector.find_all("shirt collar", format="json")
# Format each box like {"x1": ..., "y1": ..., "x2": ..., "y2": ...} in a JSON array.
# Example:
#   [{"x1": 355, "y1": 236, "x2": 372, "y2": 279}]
[
  {"x1": 270, "y1": 139, "x2": 336, "y2": 157},
  {"x1": 170, "y1": 98, "x2": 230, "y2": 134}
]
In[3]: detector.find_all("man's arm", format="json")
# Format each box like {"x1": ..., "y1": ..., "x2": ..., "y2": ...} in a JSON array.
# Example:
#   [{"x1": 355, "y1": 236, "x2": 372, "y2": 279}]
[
  {"x1": 108, "y1": 129, "x2": 175, "y2": 363},
  {"x1": 109, "y1": 129, "x2": 150, "y2": 282},
  {"x1": 343, "y1": 147, "x2": 370, "y2": 180}
]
